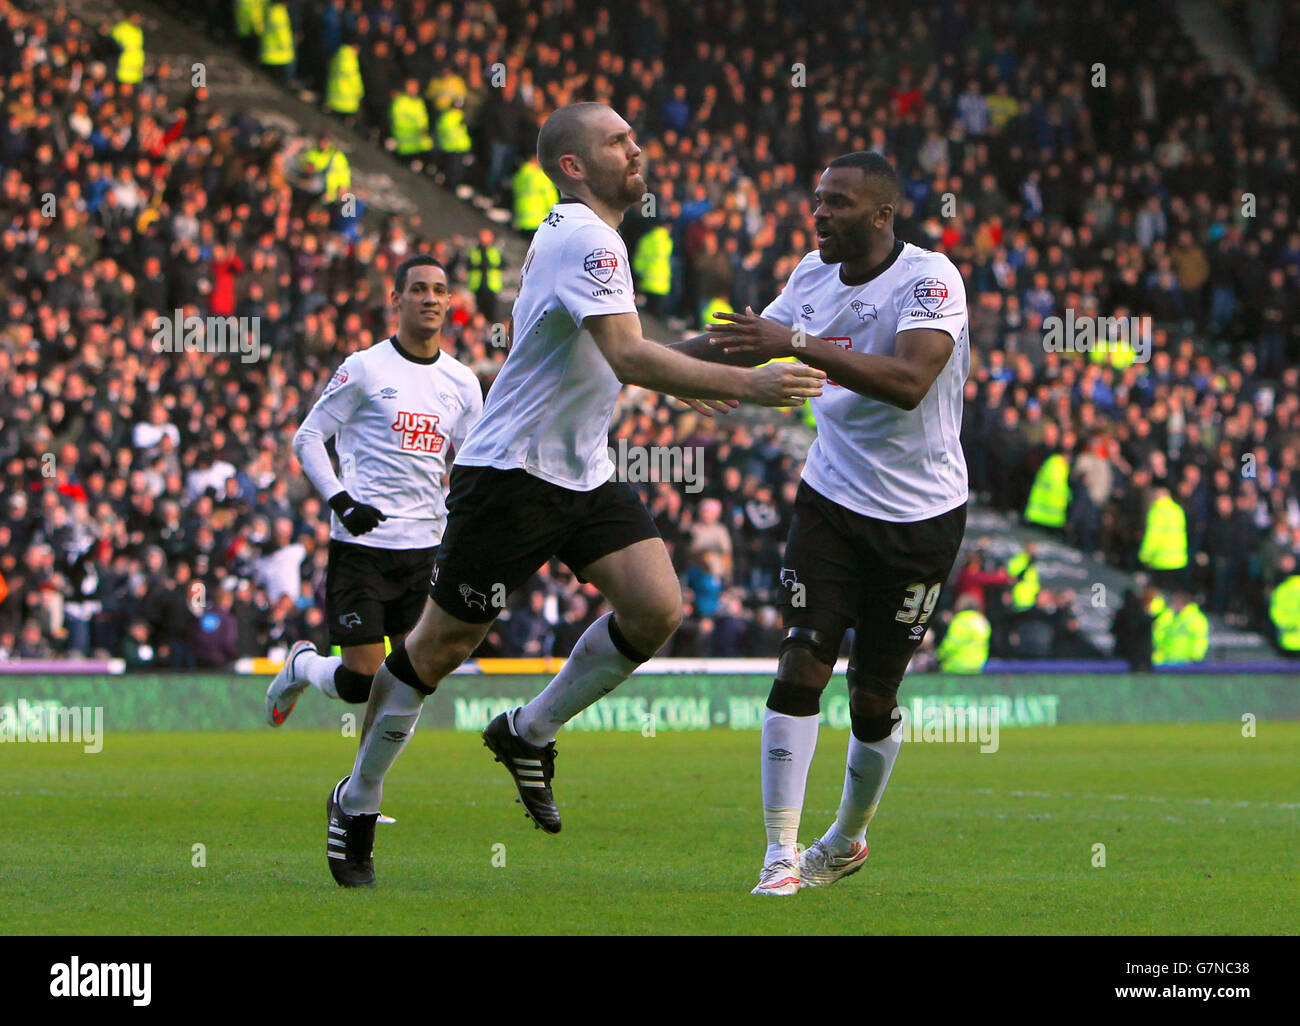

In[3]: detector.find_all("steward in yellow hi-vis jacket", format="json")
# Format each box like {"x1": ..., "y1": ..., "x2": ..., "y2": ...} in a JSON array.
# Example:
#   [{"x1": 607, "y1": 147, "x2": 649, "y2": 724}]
[{"x1": 937, "y1": 596, "x2": 991, "y2": 673}]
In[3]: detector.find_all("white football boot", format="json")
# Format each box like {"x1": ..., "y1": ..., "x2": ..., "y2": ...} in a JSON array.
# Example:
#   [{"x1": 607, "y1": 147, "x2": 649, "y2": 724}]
[
  {"x1": 797, "y1": 836, "x2": 869, "y2": 888},
  {"x1": 265, "y1": 640, "x2": 315, "y2": 727},
  {"x1": 750, "y1": 857, "x2": 801, "y2": 897}
]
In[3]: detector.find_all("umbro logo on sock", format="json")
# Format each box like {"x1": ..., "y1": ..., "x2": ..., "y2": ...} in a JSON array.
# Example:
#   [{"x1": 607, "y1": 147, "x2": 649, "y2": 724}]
[
  {"x1": 382, "y1": 730, "x2": 407, "y2": 742},
  {"x1": 768, "y1": 748, "x2": 793, "y2": 761}
]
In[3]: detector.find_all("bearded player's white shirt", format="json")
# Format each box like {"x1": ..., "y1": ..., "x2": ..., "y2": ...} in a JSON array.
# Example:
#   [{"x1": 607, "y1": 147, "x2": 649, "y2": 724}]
[
  {"x1": 453, "y1": 198, "x2": 638, "y2": 490},
  {"x1": 762, "y1": 241, "x2": 969, "y2": 522},
  {"x1": 294, "y1": 336, "x2": 483, "y2": 549}
]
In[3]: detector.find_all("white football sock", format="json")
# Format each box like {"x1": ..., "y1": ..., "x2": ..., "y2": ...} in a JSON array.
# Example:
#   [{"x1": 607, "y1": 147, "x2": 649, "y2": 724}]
[
  {"x1": 823, "y1": 731, "x2": 901, "y2": 854},
  {"x1": 514, "y1": 613, "x2": 640, "y2": 746},
  {"x1": 296, "y1": 649, "x2": 342, "y2": 699},
  {"x1": 760, "y1": 708, "x2": 819, "y2": 864},
  {"x1": 339, "y1": 663, "x2": 425, "y2": 815}
]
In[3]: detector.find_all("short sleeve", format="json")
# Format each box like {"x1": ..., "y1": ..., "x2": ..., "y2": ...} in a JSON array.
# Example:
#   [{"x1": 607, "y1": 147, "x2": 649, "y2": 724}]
[
  {"x1": 450, "y1": 372, "x2": 484, "y2": 452},
  {"x1": 896, "y1": 257, "x2": 968, "y2": 342},
  {"x1": 760, "y1": 266, "x2": 800, "y2": 326},
  {"x1": 557, "y1": 225, "x2": 639, "y2": 326}
]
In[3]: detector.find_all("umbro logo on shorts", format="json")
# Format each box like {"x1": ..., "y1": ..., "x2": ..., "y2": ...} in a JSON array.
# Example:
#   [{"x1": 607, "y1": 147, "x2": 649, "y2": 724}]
[
  {"x1": 339, "y1": 612, "x2": 362, "y2": 627},
  {"x1": 779, "y1": 568, "x2": 799, "y2": 589}
]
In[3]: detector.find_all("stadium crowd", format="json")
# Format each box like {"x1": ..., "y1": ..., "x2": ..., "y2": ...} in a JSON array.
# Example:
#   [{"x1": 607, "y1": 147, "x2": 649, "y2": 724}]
[{"x1": 2, "y1": 0, "x2": 1299, "y2": 667}]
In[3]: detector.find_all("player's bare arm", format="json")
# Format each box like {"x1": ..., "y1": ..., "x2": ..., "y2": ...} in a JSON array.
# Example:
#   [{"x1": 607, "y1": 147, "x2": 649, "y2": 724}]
[
  {"x1": 668, "y1": 332, "x2": 768, "y2": 367},
  {"x1": 586, "y1": 310, "x2": 825, "y2": 407},
  {"x1": 801, "y1": 327, "x2": 953, "y2": 410},
  {"x1": 710, "y1": 310, "x2": 952, "y2": 411},
  {"x1": 663, "y1": 330, "x2": 765, "y2": 415},
  {"x1": 659, "y1": 336, "x2": 750, "y2": 415},
  {"x1": 671, "y1": 395, "x2": 741, "y2": 416}
]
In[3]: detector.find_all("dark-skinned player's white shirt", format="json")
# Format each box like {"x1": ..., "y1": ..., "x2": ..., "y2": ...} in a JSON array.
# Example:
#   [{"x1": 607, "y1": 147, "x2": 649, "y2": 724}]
[
  {"x1": 762, "y1": 241, "x2": 969, "y2": 522},
  {"x1": 453, "y1": 198, "x2": 638, "y2": 490},
  {"x1": 294, "y1": 336, "x2": 483, "y2": 549}
]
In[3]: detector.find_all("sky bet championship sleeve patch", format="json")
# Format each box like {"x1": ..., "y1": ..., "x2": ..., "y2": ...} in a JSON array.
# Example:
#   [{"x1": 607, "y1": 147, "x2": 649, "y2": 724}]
[
  {"x1": 584, "y1": 247, "x2": 619, "y2": 284},
  {"x1": 321, "y1": 366, "x2": 349, "y2": 398},
  {"x1": 913, "y1": 278, "x2": 949, "y2": 312}
]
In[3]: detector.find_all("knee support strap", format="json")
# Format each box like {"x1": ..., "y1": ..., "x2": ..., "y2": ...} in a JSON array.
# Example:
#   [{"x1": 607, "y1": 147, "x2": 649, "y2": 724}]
[
  {"x1": 766, "y1": 676, "x2": 822, "y2": 717},
  {"x1": 385, "y1": 641, "x2": 436, "y2": 696},
  {"x1": 334, "y1": 665, "x2": 375, "y2": 704},
  {"x1": 779, "y1": 626, "x2": 840, "y2": 667},
  {"x1": 846, "y1": 663, "x2": 902, "y2": 742}
]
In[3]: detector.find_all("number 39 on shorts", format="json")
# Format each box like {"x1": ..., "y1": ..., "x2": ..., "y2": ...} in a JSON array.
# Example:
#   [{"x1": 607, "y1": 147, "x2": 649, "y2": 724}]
[{"x1": 895, "y1": 582, "x2": 941, "y2": 624}]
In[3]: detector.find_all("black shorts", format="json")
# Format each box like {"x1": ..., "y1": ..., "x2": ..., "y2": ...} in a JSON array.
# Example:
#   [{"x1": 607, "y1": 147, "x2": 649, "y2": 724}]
[
  {"x1": 430, "y1": 465, "x2": 661, "y2": 623},
  {"x1": 778, "y1": 480, "x2": 967, "y2": 687},
  {"x1": 326, "y1": 539, "x2": 439, "y2": 647}
]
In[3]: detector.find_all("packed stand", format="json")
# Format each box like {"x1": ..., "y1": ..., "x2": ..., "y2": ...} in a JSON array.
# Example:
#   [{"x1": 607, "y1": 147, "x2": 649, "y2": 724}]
[
  {"x1": 0, "y1": 0, "x2": 805, "y2": 666},
  {"x1": 210, "y1": 0, "x2": 1300, "y2": 654},
  {"x1": 4, "y1": 0, "x2": 1300, "y2": 666}
]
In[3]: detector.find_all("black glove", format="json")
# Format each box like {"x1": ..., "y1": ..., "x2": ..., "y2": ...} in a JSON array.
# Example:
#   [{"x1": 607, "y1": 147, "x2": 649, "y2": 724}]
[{"x1": 328, "y1": 490, "x2": 388, "y2": 536}]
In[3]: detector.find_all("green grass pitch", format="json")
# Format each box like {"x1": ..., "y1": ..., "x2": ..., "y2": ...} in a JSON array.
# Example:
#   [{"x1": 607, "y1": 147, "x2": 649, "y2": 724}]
[{"x1": 3, "y1": 722, "x2": 1294, "y2": 934}]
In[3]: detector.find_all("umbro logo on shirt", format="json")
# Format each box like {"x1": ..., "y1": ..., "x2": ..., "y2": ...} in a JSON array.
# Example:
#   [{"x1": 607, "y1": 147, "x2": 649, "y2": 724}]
[
  {"x1": 379, "y1": 387, "x2": 398, "y2": 398},
  {"x1": 800, "y1": 304, "x2": 815, "y2": 320}
]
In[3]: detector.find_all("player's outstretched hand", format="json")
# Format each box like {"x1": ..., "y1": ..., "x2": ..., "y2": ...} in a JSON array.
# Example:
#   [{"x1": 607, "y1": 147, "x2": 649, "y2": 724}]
[
  {"x1": 708, "y1": 306, "x2": 800, "y2": 361},
  {"x1": 671, "y1": 397, "x2": 741, "y2": 417},
  {"x1": 328, "y1": 490, "x2": 389, "y2": 536},
  {"x1": 746, "y1": 362, "x2": 826, "y2": 407}
]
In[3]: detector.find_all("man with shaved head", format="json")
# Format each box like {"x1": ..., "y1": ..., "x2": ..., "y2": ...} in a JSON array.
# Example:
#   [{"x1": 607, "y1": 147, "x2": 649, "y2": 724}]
[
  {"x1": 323, "y1": 102, "x2": 825, "y2": 887},
  {"x1": 535, "y1": 101, "x2": 648, "y2": 207}
]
